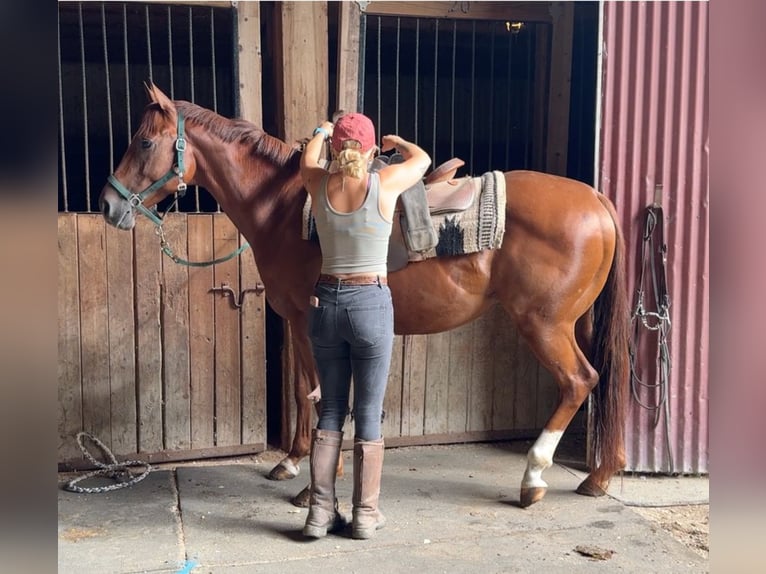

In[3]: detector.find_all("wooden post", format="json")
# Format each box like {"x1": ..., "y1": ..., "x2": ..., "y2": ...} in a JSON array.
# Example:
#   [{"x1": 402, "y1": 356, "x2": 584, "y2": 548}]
[
  {"x1": 236, "y1": 0, "x2": 263, "y2": 127},
  {"x1": 336, "y1": 1, "x2": 362, "y2": 113},
  {"x1": 546, "y1": 1, "x2": 574, "y2": 175},
  {"x1": 277, "y1": 1, "x2": 329, "y2": 142},
  {"x1": 273, "y1": 1, "x2": 329, "y2": 449}
]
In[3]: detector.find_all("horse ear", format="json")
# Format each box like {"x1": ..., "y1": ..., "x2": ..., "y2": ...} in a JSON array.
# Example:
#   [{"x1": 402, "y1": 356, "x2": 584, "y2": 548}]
[{"x1": 144, "y1": 81, "x2": 174, "y2": 114}]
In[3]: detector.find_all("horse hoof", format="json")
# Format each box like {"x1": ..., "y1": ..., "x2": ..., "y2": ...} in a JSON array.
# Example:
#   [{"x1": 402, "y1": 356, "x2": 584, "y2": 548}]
[
  {"x1": 267, "y1": 460, "x2": 300, "y2": 481},
  {"x1": 291, "y1": 485, "x2": 311, "y2": 508},
  {"x1": 519, "y1": 486, "x2": 547, "y2": 508},
  {"x1": 575, "y1": 476, "x2": 608, "y2": 497}
]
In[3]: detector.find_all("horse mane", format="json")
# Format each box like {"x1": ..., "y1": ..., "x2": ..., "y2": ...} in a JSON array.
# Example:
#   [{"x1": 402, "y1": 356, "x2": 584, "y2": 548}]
[{"x1": 168, "y1": 100, "x2": 300, "y2": 169}]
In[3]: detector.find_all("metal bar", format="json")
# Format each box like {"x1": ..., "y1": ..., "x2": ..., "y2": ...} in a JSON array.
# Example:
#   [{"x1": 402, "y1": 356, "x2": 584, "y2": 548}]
[
  {"x1": 488, "y1": 23, "x2": 495, "y2": 168},
  {"x1": 210, "y1": 7, "x2": 218, "y2": 112},
  {"x1": 123, "y1": 4, "x2": 132, "y2": 142},
  {"x1": 189, "y1": 7, "x2": 196, "y2": 103},
  {"x1": 395, "y1": 17, "x2": 400, "y2": 133},
  {"x1": 168, "y1": 6, "x2": 175, "y2": 98},
  {"x1": 78, "y1": 3, "x2": 91, "y2": 211},
  {"x1": 469, "y1": 21, "x2": 475, "y2": 173},
  {"x1": 432, "y1": 19, "x2": 439, "y2": 163},
  {"x1": 376, "y1": 16, "x2": 381, "y2": 130},
  {"x1": 168, "y1": 6, "x2": 180, "y2": 213},
  {"x1": 102, "y1": 4, "x2": 114, "y2": 174},
  {"x1": 450, "y1": 20, "x2": 456, "y2": 159},
  {"x1": 504, "y1": 30, "x2": 513, "y2": 168},
  {"x1": 58, "y1": 18, "x2": 68, "y2": 211},
  {"x1": 414, "y1": 19, "x2": 419, "y2": 141},
  {"x1": 523, "y1": 25, "x2": 532, "y2": 168},
  {"x1": 146, "y1": 5, "x2": 153, "y2": 82},
  {"x1": 189, "y1": 6, "x2": 199, "y2": 212}
]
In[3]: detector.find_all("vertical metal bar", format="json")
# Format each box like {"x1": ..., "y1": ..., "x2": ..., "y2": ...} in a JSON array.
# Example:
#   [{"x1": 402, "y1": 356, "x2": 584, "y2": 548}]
[
  {"x1": 168, "y1": 6, "x2": 175, "y2": 98},
  {"x1": 376, "y1": 16, "x2": 381, "y2": 130},
  {"x1": 123, "y1": 4, "x2": 132, "y2": 142},
  {"x1": 169, "y1": 6, "x2": 180, "y2": 211},
  {"x1": 189, "y1": 6, "x2": 199, "y2": 212},
  {"x1": 504, "y1": 30, "x2": 513, "y2": 168},
  {"x1": 414, "y1": 19, "x2": 419, "y2": 141},
  {"x1": 78, "y1": 3, "x2": 91, "y2": 211},
  {"x1": 431, "y1": 19, "x2": 439, "y2": 164},
  {"x1": 189, "y1": 7, "x2": 196, "y2": 103},
  {"x1": 395, "y1": 17, "x2": 400, "y2": 134},
  {"x1": 210, "y1": 7, "x2": 218, "y2": 112},
  {"x1": 450, "y1": 20, "x2": 456, "y2": 159},
  {"x1": 58, "y1": 19, "x2": 68, "y2": 211},
  {"x1": 523, "y1": 25, "x2": 533, "y2": 168},
  {"x1": 102, "y1": 4, "x2": 114, "y2": 173},
  {"x1": 488, "y1": 23, "x2": 495, "y2": 168},
  {"x1": 145, "y1": 5, "x2": 153, "y2": 82},
  {"x1": 593, "y1": 0, "x2": 606, "y2": 188},
  {"x1": 469, "y1": 21, "x2": 475, "y2": 173}
]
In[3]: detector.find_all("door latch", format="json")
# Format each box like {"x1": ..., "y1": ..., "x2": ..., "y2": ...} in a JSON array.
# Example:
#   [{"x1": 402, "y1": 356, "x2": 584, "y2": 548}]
[{"x1": 210, "y1": 283, "x2": 265, "y2": 309}]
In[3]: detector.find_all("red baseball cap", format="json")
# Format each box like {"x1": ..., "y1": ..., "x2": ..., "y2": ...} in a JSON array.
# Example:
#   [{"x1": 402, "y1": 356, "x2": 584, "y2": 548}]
[{"x1": 331, "y1": 113, "x2": 376, "y2": 154}]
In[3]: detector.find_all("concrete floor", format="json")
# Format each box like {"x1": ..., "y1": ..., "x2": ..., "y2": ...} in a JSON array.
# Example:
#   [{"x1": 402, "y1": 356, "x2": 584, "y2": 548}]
[{"x1": 58, "y1": 442, "x2": 708, "y2": 573}]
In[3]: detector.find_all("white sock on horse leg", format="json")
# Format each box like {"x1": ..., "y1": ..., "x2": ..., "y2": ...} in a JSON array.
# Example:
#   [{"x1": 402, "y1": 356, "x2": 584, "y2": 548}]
[{"x1": 522, "y1": 429, "x2": 563, "y2": 489}]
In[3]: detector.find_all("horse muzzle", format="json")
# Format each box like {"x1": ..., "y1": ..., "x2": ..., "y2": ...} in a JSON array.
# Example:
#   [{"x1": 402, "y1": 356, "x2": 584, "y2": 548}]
[{"x1": 99, "y1": 186, "x2": 136, "y2": 230}]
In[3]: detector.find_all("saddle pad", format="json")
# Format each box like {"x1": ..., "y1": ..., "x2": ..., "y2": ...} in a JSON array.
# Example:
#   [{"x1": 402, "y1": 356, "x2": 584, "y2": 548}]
[{"x1": 301, "y1": 171, "x2": 506, "y2": 267}]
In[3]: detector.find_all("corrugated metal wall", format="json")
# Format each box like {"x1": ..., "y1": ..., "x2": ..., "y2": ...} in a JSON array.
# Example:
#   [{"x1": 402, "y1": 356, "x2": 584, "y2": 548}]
[{"x1": 599, "y1": 1, "x2": 708, "y2": 473}]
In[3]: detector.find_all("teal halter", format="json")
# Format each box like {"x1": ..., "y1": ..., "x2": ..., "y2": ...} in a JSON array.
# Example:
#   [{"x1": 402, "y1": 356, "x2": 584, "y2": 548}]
[
  {"x1": 106, "y1": 111, "x2": 250, "y2": 267},
  {"x1": 106, "y1": 112, "x2": 188, "y2": 226}
]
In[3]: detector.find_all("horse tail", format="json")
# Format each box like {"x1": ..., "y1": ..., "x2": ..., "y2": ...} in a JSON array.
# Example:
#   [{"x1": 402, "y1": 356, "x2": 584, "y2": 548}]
[{"x1": 589, "y1": 193, "x2": 630, "y2": 477}]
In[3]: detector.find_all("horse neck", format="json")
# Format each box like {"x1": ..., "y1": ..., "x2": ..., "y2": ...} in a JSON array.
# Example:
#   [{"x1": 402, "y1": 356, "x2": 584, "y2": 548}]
[
  {"x1": 184, "y1": 123, "x2": 307, "y2": 266},
  {"x1": 188, "y1": 126, "x2": 300, "y2": 220}
]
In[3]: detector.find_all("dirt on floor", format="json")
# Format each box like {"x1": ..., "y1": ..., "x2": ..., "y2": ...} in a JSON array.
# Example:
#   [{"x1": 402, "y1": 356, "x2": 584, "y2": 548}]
[
  {"x1": 110, "y1": 447, "x2": 711, "y2": 561},
  {"x1": 632, "y1": 504, "x2": 709, "y2": 559}
]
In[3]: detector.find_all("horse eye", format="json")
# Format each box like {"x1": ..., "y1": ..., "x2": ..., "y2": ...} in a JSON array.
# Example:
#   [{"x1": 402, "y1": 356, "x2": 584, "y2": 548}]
[{"x1": 141, "y1": 139, "x2": 153, "y2": 149}]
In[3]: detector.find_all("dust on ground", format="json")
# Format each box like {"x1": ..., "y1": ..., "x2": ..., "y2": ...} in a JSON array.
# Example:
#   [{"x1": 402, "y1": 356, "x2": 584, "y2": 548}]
[{"x1": 632, "y1": 504, "x2": 709, "y2": 559}]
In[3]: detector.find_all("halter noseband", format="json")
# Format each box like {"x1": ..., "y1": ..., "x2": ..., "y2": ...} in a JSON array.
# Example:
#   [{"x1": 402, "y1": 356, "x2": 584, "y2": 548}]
[{"x1": 107, "y1": 112, "x2": 188, "y2": 226}]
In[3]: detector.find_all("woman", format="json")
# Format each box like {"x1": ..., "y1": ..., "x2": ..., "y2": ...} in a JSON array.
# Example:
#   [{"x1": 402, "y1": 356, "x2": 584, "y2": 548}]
[{"x1": 299, "y1": 113, "x2": 431, "y2": 539}]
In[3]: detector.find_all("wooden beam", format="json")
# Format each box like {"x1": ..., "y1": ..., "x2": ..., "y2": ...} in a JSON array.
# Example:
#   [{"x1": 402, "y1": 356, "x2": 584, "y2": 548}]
[
  {"x1": 545, "y1": 1, "x2": 574, "y2": 175},
  {"x1": 336, "y1": 0, "x2": 362, "y2": 113},
  {"x1": 364, "y1": 1, "x2": 553, "y2": 23},
  {"x1": 278, "y1": 1, "x2": 329, "y2": 143},
  {"x1": 236, "y1": 1, "x2": 263, "y2": 127}
]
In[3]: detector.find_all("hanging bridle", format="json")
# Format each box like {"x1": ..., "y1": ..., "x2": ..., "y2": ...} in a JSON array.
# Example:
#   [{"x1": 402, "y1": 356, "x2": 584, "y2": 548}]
[
  {"x1": 106, "y1": 111, "x2": 249, "y2": 267},
  {"x1": 629, "y1": 185, "x2": 674, "y2": 473}
]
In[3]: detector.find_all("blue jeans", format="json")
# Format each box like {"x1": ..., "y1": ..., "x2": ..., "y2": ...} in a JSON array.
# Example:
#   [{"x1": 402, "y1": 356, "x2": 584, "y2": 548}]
[{"x1": 308, "y1": 281, "x2": 394, "y2": 441}]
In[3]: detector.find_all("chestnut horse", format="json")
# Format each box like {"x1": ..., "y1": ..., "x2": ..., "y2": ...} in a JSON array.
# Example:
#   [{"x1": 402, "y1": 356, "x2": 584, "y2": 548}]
[{"x1": 99, "y1": 84, "x2": 629, "y2": 508}]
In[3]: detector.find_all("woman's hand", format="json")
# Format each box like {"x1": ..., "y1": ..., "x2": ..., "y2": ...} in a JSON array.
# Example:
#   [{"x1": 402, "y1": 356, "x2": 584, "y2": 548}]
[
  {"x1": 318, "y1": 120, "x2": 334, "y2": 137},
  {"x1": 380, "y1": 135, "x2": 399, "y2": 153}
]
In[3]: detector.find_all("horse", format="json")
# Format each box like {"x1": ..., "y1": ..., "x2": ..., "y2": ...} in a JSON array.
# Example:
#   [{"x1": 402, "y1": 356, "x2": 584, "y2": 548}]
[{"x1": 99, "y1": 84, "x2": 630, "y2": 509}]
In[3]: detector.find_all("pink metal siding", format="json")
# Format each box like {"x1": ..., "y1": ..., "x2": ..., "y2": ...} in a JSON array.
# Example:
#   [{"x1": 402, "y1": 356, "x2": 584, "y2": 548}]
[{"x1": 599, "y1": 1, "x2": 708, "y2": 473}]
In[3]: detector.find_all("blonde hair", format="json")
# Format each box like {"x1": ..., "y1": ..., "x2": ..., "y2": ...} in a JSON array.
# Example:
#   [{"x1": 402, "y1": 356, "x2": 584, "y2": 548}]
[{"x1": 335, "y1": 140, "x2": 371, "y2": 179}]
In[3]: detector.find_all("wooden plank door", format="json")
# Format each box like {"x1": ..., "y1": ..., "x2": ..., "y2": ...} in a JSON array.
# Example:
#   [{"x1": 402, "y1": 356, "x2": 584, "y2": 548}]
[{"x1": 57, "y1": 213, "x2": 268, "y2": 466}]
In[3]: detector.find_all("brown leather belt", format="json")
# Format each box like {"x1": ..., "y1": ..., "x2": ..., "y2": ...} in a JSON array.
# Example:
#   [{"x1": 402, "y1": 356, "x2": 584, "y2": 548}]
[{"x1": 317, "y1": 274, "x2": 387, "y2": 286}]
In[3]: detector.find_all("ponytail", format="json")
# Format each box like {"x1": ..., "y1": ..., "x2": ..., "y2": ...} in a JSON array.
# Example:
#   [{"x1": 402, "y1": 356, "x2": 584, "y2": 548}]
[{"x1": 337, "y1": 148, "x2": 366, "y2": 179}]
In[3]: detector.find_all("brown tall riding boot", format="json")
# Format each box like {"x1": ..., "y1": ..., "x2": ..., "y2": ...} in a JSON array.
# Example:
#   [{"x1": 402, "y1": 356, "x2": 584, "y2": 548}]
[
  {"x1": 303, "y1": 429, "x2": 347, "y2": 538},
  {"x1": 352, "y1": 438, "x2": 386, "y2": 539}
]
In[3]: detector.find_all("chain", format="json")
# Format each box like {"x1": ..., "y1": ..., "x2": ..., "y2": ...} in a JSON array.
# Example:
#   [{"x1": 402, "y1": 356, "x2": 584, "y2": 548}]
[{"x1": 62, "y1": 432, "x2": 152, "y2": 494}]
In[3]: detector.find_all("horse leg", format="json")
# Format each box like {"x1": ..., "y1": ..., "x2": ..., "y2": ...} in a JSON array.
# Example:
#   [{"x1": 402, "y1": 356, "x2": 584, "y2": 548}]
[
  {"x1": 518, "y1": 321, "x2": 599, "y2": 508},
  {"x1": 268, "y1": 326, "x2": 316, "y2": 482},
  {"x1": 572, "y1": 311, "x2": 626, "y2": 498}
]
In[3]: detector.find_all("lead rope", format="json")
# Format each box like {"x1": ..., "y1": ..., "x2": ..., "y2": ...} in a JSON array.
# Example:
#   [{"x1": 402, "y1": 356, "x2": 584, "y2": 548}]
[
  {"x1": 63, "y1": 433, "x2": 152, "y2": 494},
  {"x1": 629, "y1": 189, "x2": 674, "y2": 473}
]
